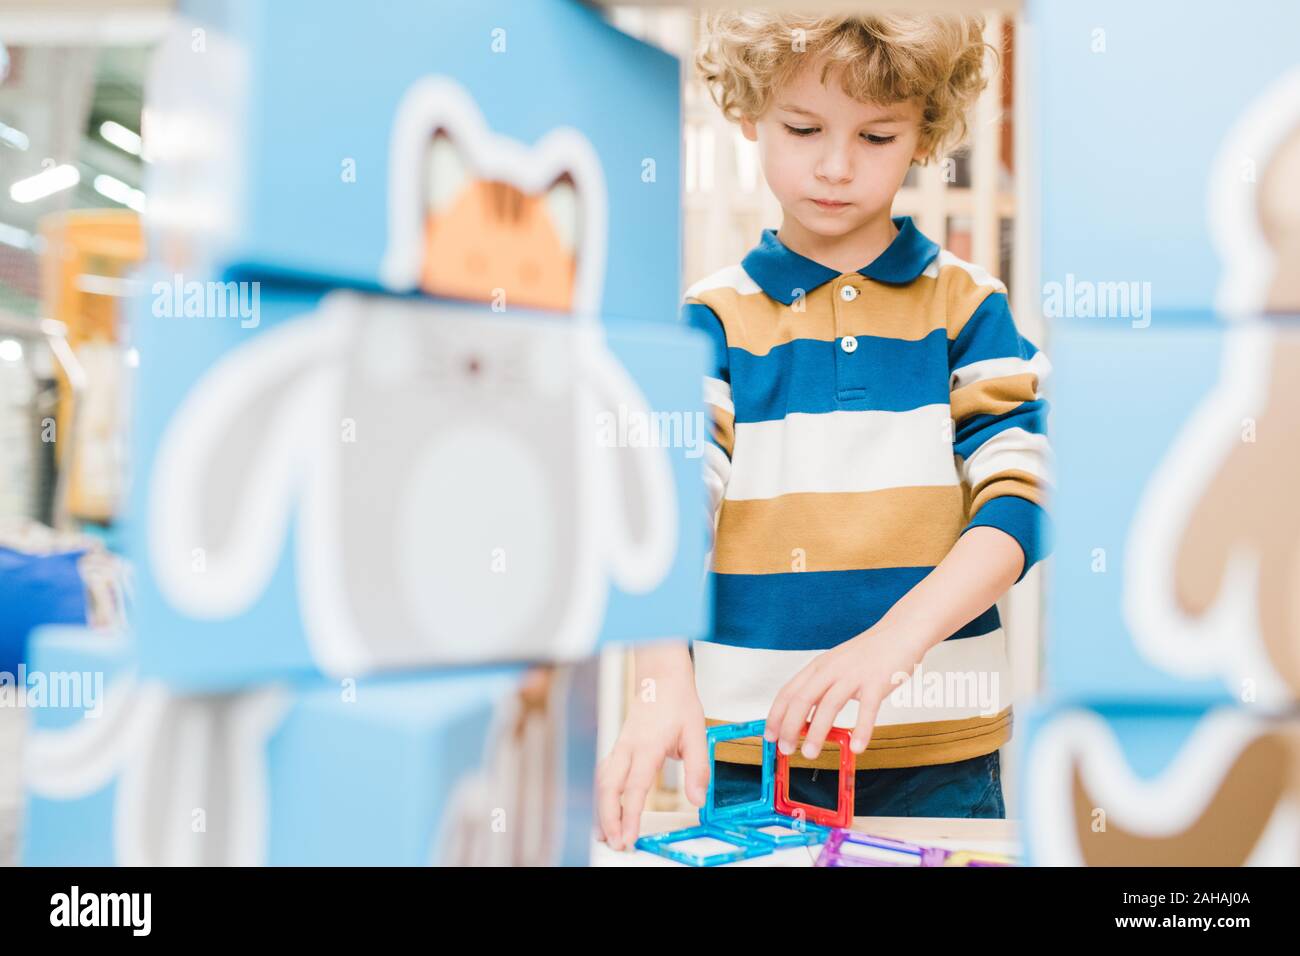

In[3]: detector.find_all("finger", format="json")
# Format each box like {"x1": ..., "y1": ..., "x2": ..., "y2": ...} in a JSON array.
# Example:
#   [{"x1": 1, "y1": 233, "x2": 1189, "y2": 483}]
[
  {"x1": 850, "y1": 692, "x2": 884, "y2": 754},
  {"x1": 802, "y1": 680, "x2": 856, "y2": 759},
  {"x1": 620, "y1": 755, "x2": 660, "y2": 850},
  {"x1": 678, "y1": 726, "x2": 711, "y2": 808},
  {"x1": 778, "y1": 674, "x2": 823, "y2": 756},
  {"x1": 766, "y1": 663, "x2": 816, "y2": 748},
  {"x1": 595, "y1": 746, "x2": 632, "y2": 849},
  {"x1": 764, "y1": 673, "x2": 797, "y2": 743}
]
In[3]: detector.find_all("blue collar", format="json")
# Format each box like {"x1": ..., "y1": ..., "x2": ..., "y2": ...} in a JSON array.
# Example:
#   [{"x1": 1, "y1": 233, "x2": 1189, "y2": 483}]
[{"x1": 740, "y1": 216, "x2": 941, "y2": 305}]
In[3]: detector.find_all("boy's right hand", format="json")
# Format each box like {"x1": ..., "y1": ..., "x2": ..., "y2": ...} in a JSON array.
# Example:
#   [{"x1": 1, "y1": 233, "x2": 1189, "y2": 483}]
[{"x1": 595, "y1": 642, "x2": 710, "y2": 851}]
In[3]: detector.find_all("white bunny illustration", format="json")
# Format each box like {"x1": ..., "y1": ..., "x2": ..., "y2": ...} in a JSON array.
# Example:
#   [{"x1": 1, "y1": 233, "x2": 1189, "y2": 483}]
[{"x1": 148, "y1": 294, "x2": 677, "y2": 674}]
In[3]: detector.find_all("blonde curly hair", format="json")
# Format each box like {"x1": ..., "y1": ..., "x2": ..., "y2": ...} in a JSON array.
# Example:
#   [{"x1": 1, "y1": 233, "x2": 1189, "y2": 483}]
[{"x1": 695, "y1": 11, "x2": 996, "y2": 163}]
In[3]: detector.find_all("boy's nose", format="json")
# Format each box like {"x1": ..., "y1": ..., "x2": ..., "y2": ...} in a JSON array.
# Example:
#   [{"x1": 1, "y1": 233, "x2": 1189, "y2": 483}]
[{"x1": 815, "y1": 146, "x2": 853, "y2": 184}]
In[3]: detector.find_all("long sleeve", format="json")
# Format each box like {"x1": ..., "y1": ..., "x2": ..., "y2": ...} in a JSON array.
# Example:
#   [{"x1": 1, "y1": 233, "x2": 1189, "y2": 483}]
[
  {"x1": 948, "y1": 290, "x2": 1054, "y2": 583},
  {"x1": 683, "y1": 298, "x2": 733, "y2": 542}
]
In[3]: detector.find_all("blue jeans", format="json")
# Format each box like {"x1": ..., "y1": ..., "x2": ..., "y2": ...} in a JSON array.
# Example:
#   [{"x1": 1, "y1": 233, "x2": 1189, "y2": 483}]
[{"x1": 712, "y1": 750, "x2": 1005, "y2": 819}]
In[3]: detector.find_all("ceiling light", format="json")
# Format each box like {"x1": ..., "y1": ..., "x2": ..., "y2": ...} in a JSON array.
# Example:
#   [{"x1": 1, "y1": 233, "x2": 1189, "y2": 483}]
[
  {"x1": 10, "y1": 164, "x2": 79, "y2": 203},
  {"x1": 93, "y1": 173, "x2": 146, "y2": 213},
  {"x1": 0, "y1": 120, "x2": 30, "y2": 151},
  {"x1": 0, "y1": 221, "x2": 35, "y2": 249},
  {"x1": 100, "y1": 120, "x2": 142, "y2": 157}
]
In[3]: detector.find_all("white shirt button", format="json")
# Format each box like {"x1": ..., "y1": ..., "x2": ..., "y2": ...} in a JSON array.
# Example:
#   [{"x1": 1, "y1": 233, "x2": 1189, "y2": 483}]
[
  {"x1": 840, "y1": 285, "x2": 859, "y2": 302},
  {"x1": 841, "y1": 335, "x2": 858, "y2": 353}
]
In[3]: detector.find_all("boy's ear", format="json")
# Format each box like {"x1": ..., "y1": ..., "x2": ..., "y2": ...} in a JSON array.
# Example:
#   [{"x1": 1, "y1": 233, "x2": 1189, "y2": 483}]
[{"x1": 739, "y1": 116, "x2": 759, "y2": 142}]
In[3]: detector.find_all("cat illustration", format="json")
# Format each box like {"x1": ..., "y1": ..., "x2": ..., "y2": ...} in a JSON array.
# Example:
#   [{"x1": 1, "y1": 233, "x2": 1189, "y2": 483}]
[
  {"x1": 380, "y1": 75, "x2": 605, "y2": 317},
  {"x1": 419, "y1": 134, "x2": 579, "y2": 312}
]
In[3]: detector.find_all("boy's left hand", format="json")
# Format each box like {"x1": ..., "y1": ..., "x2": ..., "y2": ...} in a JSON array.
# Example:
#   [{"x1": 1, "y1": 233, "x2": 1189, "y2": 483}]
[{"x1": 763, "y1": 618, "x2": 935, "y2": 760}]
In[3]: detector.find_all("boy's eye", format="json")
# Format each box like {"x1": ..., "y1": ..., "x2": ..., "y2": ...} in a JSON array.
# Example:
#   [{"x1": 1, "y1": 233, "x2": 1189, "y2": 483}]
[
  {"x1": 784, "y1": 124, "x2": 818, "y2": 136},
  {"x1": 863, "y1": 133, "x2": 897, "y2": 145}
]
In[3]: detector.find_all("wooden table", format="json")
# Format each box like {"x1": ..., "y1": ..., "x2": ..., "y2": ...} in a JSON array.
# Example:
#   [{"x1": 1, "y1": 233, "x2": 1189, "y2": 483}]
[{"x1": 592, "y1": 810, "x2": 1020, "y2": 867}]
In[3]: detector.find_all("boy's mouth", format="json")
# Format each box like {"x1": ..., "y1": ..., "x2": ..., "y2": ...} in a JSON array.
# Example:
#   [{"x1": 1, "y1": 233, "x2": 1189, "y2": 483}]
[{"x1": 811, "y1": 198, "x2": 851, "y2": 211}]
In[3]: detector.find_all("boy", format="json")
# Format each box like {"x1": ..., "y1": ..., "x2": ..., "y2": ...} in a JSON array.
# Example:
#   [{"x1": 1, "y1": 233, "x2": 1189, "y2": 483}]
[{"x1": 598, "y1": 12, "x2": 1052, "y2": 849}]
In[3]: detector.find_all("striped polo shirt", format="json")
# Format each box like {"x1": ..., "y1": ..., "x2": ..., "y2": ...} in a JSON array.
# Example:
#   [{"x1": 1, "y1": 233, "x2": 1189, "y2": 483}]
[{"x1": 685, "y1": 216, "x2": 1053, "y2": 770}]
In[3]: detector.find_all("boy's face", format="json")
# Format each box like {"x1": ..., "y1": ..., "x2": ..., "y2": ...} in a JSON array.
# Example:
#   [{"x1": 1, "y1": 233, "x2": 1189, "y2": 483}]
[{"x1": 741, "y1": 59, "x2": 928, "y2": 239}]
